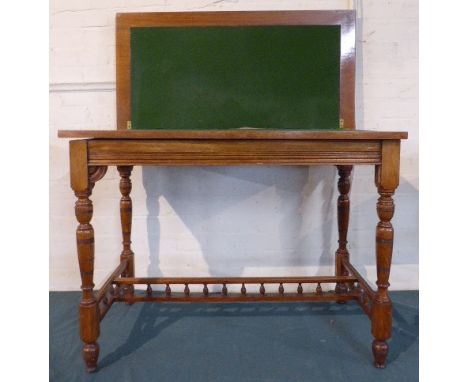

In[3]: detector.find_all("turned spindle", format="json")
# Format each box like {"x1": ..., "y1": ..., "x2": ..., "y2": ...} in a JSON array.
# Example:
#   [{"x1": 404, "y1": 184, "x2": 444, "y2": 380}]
[
  {"x1": 146, "y1": 284, "x2": 152, "y2": 296},
  {"x1": 203, "y1": 284, "x2": 209, "y2": 296},
  {"x1": 297, "y1": 283, "x2": 303, "y2": 294},
  {"x1": 165, "y1": 284, "x2": 171, "y2": 296},
  {"x1": 222, "y1": 283, "x2": 228, "y2": 296},
  {"x1": 279, "y1": 283, "x2": 284, "y2": 295},
  {"x1": 241, "y1": 283, "x2": 246, "y2": 295},
  {"x1": 259, "y1": 283, "x2": 265, "y2": 295},
  {"x1": 184, "y1": 284, "x2": 190, "y2": 296},
  {"x1": 316, "y1": 283, "x2": 322, "y2": 295}
]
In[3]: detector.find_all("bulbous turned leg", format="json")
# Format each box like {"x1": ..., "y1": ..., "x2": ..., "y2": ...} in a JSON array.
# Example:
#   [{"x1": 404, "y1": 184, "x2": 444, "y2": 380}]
[
  {"x1": 335, "y1": 165, "x2": 353, "y2": 300},
  {"x1": 74, "y1": 187, "x2": 100, "y2": 372},
  {"x1": 70, "y1": 142, "x2": 108, "y2": 372},
  {"x1": 371, "y1": 185, "x2": 395, "y2": 368},
  {"x1": 118, "y1": 166, "x2": 135, "y2": 303},
  {"x1": 371, "y1": 142, "x2": 401, "y2": 369}
]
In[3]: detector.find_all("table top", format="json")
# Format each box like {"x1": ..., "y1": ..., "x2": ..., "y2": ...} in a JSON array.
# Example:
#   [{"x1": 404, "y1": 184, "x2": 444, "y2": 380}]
[{"x1": 58, "y1": 129, "x2": 408, "y2": 140}]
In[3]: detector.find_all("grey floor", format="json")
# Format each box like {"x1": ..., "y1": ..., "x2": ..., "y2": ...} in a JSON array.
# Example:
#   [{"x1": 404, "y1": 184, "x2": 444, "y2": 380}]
[{"x1": 50, "y1": 291, "x2": 418, "y2": 382}]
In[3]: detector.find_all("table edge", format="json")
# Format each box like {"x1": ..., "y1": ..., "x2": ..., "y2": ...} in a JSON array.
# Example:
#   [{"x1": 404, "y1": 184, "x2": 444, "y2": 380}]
[{"x1": 57, "y1": 129, "x2": 408, "y2": 140}]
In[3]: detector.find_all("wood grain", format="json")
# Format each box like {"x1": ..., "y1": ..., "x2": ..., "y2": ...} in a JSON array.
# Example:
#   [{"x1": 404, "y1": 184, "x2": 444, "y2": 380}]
[
  {"x1": 69, "y1": 140, "x2": 89, "y2": 192},
  {"x1": 86, "y1": 139, "x2": 382, "y2": 166},
  {"x1": 58, "y1": 129, "x2": 408, "y2": 140}
]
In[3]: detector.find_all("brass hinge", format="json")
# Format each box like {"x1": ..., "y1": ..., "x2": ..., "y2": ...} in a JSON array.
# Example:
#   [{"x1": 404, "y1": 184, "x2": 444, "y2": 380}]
[
  {"x1": 126, "y1": 120, "x2": 132, "y2": 130},
  {"x1": 339, "y1": 118, "x2": 344, "y2": 129}
]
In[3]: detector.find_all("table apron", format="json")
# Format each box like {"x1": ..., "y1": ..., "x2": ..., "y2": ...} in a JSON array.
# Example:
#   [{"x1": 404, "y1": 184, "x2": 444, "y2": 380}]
[{"x1": 87, "y1": 139, "x2": 382, "y2": 166}]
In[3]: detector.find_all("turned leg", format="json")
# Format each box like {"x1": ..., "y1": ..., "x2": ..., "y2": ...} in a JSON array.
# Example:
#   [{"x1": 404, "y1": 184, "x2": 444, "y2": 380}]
[
  {"x1": 70, "y1": 141, "x2": 107, "y2": 372},
  {"x1": 335, "y1": 165, "x2": 353, "y2": 296},
  {"x1": 372, "y1": 185, "x2": 395, "y2": 368},
  {"x1": 74, "y1": 186, "x2": 100, "y2": 372},
  {"x1": 117, "y1": 166, "x2": 135, "y2": 301},
  {"x1": 371, "y1": 141, "x2": 400, "y2": 368}
]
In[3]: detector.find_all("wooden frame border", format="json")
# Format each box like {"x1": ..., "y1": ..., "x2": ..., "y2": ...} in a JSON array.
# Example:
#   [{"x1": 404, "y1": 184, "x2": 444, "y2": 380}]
[{"x1": 115, "y1": 10, "x2": 356, "y2": 130}]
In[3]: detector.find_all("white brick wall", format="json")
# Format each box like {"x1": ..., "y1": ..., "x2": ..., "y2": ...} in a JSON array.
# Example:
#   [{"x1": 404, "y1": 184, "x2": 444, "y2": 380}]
[{"x1": 50, "y1": 0, "x2": 419, "y2": 290}]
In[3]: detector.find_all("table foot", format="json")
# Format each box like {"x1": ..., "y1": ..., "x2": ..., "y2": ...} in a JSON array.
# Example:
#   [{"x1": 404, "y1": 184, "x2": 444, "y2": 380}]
[
  {"x1": 83, "y1": 342, "x2": 100, "y2": 373},
  {"x1": 372, "y1": 339, "x2": 388, "y2": 369}
]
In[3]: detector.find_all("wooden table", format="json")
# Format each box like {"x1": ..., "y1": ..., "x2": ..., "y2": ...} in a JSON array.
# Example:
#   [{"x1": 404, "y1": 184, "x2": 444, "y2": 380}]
[{"x1": 58, "y1": 128, "x2": 407, "y2": 371}]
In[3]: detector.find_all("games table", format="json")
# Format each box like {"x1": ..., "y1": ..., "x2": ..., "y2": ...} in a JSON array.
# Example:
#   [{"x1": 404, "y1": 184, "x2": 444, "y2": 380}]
[{"x1": 58, "y1": 10, "x2": 408, "y2": 372}]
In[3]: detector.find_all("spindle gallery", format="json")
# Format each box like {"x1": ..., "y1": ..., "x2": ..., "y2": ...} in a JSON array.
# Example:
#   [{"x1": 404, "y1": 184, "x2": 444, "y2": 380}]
[{"x1": 58, "y1": 10, "x2": 407, "y2": 372}]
